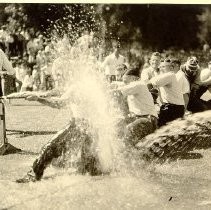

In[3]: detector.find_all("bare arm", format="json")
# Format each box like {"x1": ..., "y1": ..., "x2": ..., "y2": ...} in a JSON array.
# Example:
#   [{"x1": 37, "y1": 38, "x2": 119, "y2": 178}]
[
  {"x1": 37, "y1": 97, "x2": 68, "y2": 109},
  {"x1": 26, "y1": 88, "x2": 73, "y2": 109},
  {"x1": 183, "y1": 93, "x2": 189, "y2": 111}
]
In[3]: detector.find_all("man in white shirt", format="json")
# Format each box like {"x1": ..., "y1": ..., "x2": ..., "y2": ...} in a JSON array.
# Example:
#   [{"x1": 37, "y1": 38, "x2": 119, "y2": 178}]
[
  {"x1": 141, "y1": 52, "x2": 161, "y2": 83},
  {"x1": 0, "y1": 49, "x2": 15, "y2": 96},
  {"x1": 101, "y1": 43, "x2": 126, "y2": 83},
  {"x1": 141, "y1": 52, "x2": 161, "y2": 105},
  {"x1": 115, "y1": 68, "x2": 158, "y2": 146},
  {"x1": 149, "y1": 59, "x2": 185, "y2": 127}
]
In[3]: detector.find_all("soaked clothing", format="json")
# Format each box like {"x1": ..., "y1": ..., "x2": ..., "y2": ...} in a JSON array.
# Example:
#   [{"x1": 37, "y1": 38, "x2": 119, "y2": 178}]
[{"x1": 32, "y1": 119, "x2": 101, "y2": 180}]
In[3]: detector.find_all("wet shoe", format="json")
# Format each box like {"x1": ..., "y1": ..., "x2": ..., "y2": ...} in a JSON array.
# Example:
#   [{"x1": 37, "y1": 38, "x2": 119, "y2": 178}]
[{"x1": 16, "y1": 170, "x2": 39, "y2": 183}]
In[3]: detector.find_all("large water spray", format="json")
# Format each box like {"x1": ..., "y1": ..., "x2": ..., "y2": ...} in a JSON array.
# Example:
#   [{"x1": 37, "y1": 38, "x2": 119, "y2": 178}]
[{"x1": 48, "y1": 31, "x2": 125, "y2": 174}]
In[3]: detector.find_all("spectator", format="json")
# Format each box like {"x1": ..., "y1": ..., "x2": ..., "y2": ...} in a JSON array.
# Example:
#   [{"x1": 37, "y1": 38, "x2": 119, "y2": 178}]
[
  {"x1": 14, "y1": 60, "x2": 25, "y2": 92},
  {"x1": 187, "y1": 59, "x2": 211, "y2": 113},
  {"x1": 21, "y1": 63, "x2": 33, "y2": 92},
  {"x1": 0, "y1": 48, "x2": 16, "y2": 96},
  {"x1": 171, "y1": 58, "x2": 181, "y2": 73},
  {"x1": 101, "y1": 42, "x2": 126, "y2": 83},
  {"x1": 141, "y1": 52, "x2": 161, "y2": 83},
  {"x1": 32, "y1": 65, "x2": 41, "y2": 91},
  {"x1": 115, "y1": 64, "x2": 128, "y2": 81}
]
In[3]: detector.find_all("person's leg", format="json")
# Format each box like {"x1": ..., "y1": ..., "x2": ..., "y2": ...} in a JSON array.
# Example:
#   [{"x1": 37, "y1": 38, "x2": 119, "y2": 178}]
[
  {"x1": 16, "y1": 119, "x2": 79, "y2": 182},
  {"x1": 158, "y1": 104, "x2": 171, "y2": 127},
  {"x1": 158, "y1": 104, "x2": 184, "y2": 127},
  {"x1": 187, "y1": 99, "x2": 207, "y2": 113},
  {"x1": 202, "y1": 99, "x2": 211, "y2": 110},
  {"x1": 16, "y1": 118, "x2": 103, "y2": 183},
  {"x1": 171, "y1": 105, "x2": 185, "y2": 120},
  {"x1": 125, "y1": 117, "x2": 156, "y2": 146}
]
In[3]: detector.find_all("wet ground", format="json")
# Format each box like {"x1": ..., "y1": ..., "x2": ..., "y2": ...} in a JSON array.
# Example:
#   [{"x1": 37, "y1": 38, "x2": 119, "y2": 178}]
[{"x1": 0, "y1": 98, "x2": 211, "y2": 210}]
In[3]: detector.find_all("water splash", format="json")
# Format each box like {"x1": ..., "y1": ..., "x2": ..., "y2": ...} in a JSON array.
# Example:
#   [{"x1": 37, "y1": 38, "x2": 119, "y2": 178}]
[{"x1": 47, "y1": 28, "x2": 124, "y2": 173}]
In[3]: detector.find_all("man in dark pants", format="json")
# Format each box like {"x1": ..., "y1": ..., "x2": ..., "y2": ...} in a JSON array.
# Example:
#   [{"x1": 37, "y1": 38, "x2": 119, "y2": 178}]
[
  {"x1": 149, "y1": 59, "x2": 185, "y2": 127},
  {"x1": 186, "y1": 59, "x2": 211, "y2": 113},
  {"x1": 16, "y1": 90, "x2": 105, "y2": 183},
  {"x1": 179, "y1": 56, "x2": 211, "y2": 113},
  {"x1": 21, "y1": 118, "x2": 100, "y2": 182}
]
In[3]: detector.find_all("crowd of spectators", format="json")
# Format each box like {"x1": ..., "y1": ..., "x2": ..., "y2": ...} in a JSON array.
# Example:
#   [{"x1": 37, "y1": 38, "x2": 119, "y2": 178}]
[
  {"x1": 0, "y1": 25, "x2": 56, "y2": 94},
  {"x1": 1, "y1": 26, "x2": 211, "y2": 97}
]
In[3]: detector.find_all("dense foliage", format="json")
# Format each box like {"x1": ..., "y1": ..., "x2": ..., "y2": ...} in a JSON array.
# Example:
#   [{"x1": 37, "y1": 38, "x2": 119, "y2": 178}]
[{"x1": 1, "y1": 4, "x2": 211, "y2": 50}]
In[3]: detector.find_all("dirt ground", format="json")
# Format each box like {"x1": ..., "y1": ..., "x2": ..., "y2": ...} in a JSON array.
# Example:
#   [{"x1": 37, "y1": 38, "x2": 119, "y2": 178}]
[{"x1": 0, "y1": 94, "x2": 211, "y2": 210}]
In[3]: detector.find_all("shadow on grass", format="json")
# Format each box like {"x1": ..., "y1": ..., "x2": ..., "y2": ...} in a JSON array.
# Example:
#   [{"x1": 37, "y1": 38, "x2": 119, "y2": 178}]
[
  {"x1": 168, "y1": 152, "x2": 203, "y2": 161},
  {"x1": 18, "y1": 150, "x2": 39, "y2": 155},
  {"x1": 6, "y1": 129, "x2": 57, "y2": 138}
]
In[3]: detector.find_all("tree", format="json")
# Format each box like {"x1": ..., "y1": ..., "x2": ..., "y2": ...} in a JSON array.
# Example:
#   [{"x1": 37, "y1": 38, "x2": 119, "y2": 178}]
[{"x1": 197, "y1": 6, "x2": 211, "y2": 46}]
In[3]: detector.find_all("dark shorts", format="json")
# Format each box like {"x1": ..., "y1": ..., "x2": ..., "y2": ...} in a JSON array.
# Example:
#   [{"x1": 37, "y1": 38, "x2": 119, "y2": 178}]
[{"x1": 158, "y1": 103, "x2": 185, "y2": 127}]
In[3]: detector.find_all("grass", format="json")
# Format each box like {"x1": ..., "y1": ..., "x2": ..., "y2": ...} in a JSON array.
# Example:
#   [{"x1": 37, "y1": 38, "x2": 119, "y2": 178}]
[{"x1": 0, "y1": 95, "x2": 211, "y2": 209}]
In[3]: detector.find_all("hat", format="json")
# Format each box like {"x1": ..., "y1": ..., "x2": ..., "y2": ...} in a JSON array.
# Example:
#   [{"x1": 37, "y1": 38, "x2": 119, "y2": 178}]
[
  {"x1": 124, "y1": 67, "x2": 140, "y2": 77},
  {"x1": 186, "y1": 57, "x2": 199, "y2": 71}
]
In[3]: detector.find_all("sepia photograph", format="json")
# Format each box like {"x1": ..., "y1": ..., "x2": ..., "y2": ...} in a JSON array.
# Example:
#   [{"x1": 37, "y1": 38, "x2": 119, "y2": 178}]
[{"x1": 0, "y1": 2, "x2": 211, "y2": 209}]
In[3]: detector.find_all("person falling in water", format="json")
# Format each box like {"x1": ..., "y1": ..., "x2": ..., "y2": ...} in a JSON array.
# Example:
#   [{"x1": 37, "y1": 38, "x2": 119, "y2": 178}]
[{"x1": 16, "y1": 83, "x2": 109, "y2": 183}]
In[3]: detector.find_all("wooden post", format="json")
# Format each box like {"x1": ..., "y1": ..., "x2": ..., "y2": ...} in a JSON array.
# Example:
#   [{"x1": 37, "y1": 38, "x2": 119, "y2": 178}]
[
  {"x1": 0, "y1": 98, "x2": 21, "y2": 155},
  {"x1": 0, "y1": 101, "x2": 6, "y2": 145}
]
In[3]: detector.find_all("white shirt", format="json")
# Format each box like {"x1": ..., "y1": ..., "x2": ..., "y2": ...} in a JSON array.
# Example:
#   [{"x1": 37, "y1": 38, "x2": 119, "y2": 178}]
[
  {"x1": 21, "y1": 75, "x2": 33, "y2": 89},
  {"x1": 15, "y1": 67, "x2": 26, "y2": 82},
  {"x1": 119, "y1": 80, "x2": 158, "y2": 118},
  {"x1": 101, "y1": 53, "x2": 126, "y2": 76},
  {"x1": 196, "y1": 68, "x2": 211, "y2": 83},
  {"x1": 150, "y1": 72, "x2": 184, "y2": 106},
  {"x1": 0, "y1": 49, "x2": 15, "y2": 75},
  {"x1": 141, "y1": 66, "x2": 160, "y2": 83},
  {"x1": 176, "y1": 70, "x2": 190, "y2": 94}
]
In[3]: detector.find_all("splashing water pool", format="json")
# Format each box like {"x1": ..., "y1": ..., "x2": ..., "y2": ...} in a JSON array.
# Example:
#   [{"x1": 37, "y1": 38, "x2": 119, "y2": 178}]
[
  {"x1": 0, "y1": 102, "x2": 211, "y2": 210},
  {"x1": 1, "y1": 5, "x2": 211, "y2": 209}
]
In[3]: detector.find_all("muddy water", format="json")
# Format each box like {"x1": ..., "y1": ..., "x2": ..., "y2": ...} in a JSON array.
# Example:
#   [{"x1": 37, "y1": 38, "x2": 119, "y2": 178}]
[{"x1": 0, "y1": 101, "x2": 211, "y2": 210}]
